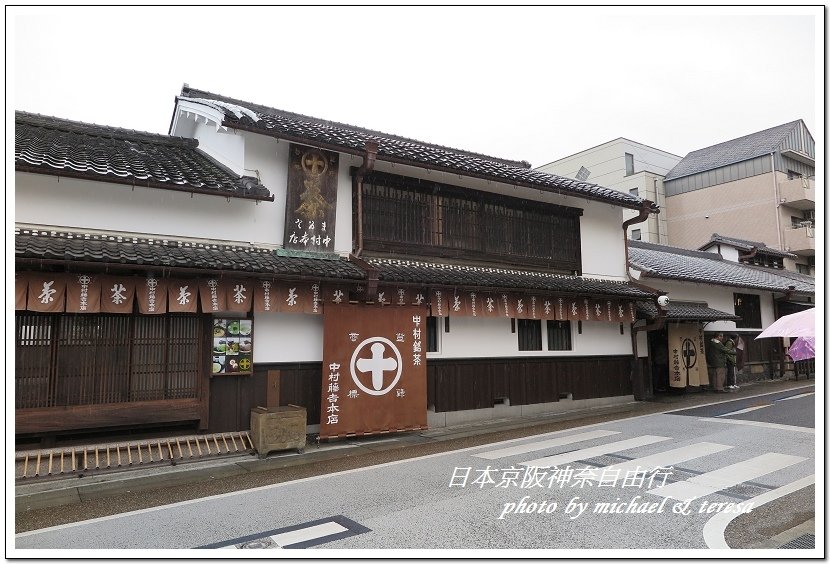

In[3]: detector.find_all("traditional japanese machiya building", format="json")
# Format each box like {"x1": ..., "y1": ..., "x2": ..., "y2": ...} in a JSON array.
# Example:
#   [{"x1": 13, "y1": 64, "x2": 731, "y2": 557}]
[
  {"x1": 15, "y1": 87, "x2": 659, "y2": 443},
  {"x1": 627, "y1": 239, "x2": 815, "y2": 392}
]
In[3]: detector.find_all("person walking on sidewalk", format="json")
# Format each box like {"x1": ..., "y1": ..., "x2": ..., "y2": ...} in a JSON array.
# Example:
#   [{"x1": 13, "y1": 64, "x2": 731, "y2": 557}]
[{"x1": 706, "y1": 333, "x2": 732, "y2": 392}]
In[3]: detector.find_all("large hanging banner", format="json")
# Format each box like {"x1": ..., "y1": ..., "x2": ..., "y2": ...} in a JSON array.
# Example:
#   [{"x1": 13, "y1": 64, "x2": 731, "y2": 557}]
[
  {"x1": 320, "y1": 304, "x2": 429, "y2": 439},
  {"x1": 284, "y1": 144, "x2": 339, "y2": 252},
  {"x1": 667, "y1": 323, "x2": 707, "y2": 388}
]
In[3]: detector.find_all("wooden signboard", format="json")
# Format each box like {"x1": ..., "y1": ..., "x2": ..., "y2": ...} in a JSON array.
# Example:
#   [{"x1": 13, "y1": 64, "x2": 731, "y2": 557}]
[{"x1": 284, "y1": 144, "x2": 339, "y2": 252}]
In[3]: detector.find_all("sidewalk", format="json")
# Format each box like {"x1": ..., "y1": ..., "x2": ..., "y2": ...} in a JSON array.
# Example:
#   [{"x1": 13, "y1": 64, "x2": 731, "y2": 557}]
[{"x1": 15, "y1": 377, "x2": 815, "y2": 542}]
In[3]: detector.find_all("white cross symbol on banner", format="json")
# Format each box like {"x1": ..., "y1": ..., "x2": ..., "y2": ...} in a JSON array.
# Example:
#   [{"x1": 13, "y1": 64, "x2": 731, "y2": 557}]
[{"x1": 350, "y1": 337, "x2": 403, "y2": 396}]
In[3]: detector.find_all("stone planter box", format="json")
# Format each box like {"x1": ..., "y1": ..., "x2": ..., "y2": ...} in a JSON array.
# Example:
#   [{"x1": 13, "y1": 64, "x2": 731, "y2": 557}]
[{"x1": 250, "y1": 405, "x2": 307, "y2": 458}]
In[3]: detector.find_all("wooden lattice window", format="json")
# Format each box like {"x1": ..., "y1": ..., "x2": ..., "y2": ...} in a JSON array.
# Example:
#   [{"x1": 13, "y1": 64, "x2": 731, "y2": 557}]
[
  {"x1": 15, "y1": 312, "x2": 206, "y2": 409},
  {"x1": 359, "y1": 170, "x2": 583, "y2": 271}
]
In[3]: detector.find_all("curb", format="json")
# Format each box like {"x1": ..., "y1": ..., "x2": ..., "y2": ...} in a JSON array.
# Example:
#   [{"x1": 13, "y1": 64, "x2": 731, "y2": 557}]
[{"x1": 749, "y1": 518, "x2": 816, "y2": 549}]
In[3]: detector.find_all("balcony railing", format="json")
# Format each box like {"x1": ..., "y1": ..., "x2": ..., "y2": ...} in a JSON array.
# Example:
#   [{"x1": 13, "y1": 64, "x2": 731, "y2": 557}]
[
  {"x1": 779, "y1": 177, "x2": 815, "y2": 210},
  {"x1": 784, "y1": 223, "x2": 816, "y2": 254}
]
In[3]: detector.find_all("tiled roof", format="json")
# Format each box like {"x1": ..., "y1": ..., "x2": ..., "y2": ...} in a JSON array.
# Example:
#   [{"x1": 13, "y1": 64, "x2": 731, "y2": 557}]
[
  {"x1": 699, "y1": 233, "x2": 797, "y2": 259},
  {"x1": 637, "y1": 301, "x2": 741, "y2": 322},
  {"x1": 177, "y1": 86, "x2": 655, "y2": 212},
  {"x1": 629, "y1": 240, "x2": 814, "y2": 294},
  {"x1": 15, "y1": 111, "x2": 273, "y2": 201},
  {"x1": 366, "y1": 256, "x2": 655, "y2": 298},
  {"x1": 665, "y1": 120, "x2": 803, "y2": 181},
  {"x1": 15, "y1": 228, "x2": 365, "y2": 280}
]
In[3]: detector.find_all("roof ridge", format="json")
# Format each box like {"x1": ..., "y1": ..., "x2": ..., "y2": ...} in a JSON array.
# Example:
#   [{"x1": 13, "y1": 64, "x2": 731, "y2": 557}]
[
  {"x1": 14, "y1": 226, "x2": 275, "y2": 251},
  {"x1": 16, "y1": 111, "x2": 196, "y2": 147},
  {"x1": 180, "y1": 86, "x2": 532, "y2": 169},
  {"x1": 685, "y1": 120, "x2": 802, "y2": 157},
  {"x1": 703, "y1": 233, "x2": 796, "y2": 258},
  {"x1": 629, "y1": 239, "x2": 724, "y2": 260}
]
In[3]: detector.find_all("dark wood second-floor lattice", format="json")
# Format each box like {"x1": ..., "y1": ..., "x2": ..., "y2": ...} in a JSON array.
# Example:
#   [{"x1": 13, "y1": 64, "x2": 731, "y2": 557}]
[{"x1": 357, "y1": 170, "x2": 583, "y2": 272}]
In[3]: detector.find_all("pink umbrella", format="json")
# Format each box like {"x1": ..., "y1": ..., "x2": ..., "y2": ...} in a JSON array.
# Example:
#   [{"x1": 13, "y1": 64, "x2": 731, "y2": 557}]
[
  {"x1": 787, "y1": 337, "x2": 816, "y2": 361},
  {"x1": 756, "y1": 308, "x2": 815, "y2": 339}
]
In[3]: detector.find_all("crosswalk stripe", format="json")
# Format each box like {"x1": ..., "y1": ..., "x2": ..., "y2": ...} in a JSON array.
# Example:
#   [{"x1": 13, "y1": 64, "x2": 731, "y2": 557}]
[
  {"x1": 715, "y1": 405, "x2": 771, "y2": 417},
  {"x1": 647, "y1": 452, "x2": 806, "y2": 501},
  {"x1": 472, "y1": 430, "x2": 621, "y2": 460},
  {"x1": 274, "y1": 522, "x2": 349, "y2": 547},
  {"x1": 519, "y1": 435, "x2": 670, "y2": 468},
  {"x1": 599, "y1": 442, "x2": 733, "y2": 474}
]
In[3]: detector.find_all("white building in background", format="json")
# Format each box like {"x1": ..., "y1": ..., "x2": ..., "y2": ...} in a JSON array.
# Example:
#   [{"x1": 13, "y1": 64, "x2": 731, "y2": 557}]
[{"x1": 536, "y1": 138, "x2": 682, "y2": 245}]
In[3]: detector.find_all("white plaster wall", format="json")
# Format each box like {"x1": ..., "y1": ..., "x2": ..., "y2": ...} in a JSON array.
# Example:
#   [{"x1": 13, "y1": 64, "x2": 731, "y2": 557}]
[
  {"x1": 192, "y1": 122, "x2": 246, "y2": 175},
  {"x1": 579, "y1": 200, "x2": 627, "y2": 280},
  {"x1": 720, "y1": 246, "x2": 740, "y2": 262},
  {"x1": 15, "y1": 172, "x2": 282, "y2": 245},
  {"x1": 643, "y1": 279, "x2": 776, "y2": 332},
  {"x1": 242, "y1": 134, "x2": 289, "y2": 247},
  {"x1": 252, "y1": 312, "x2": 323, "y2": 363},
  {"x1": 430, "y1": 315, "x2": 632, "y2": 359}
]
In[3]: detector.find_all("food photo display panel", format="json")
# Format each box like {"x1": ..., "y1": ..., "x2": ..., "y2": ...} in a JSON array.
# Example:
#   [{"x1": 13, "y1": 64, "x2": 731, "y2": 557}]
[{"x1": 212, "y1": 318, "x2": 254, "y2": 375}]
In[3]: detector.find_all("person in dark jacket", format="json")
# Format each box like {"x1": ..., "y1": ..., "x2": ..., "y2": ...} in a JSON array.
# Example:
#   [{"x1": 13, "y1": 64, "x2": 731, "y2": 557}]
[
  {"x1": 725, "y1": 335, "x2": 739, "y2": 390},
  {"x1": 705, "y1": 333, "x2": 732, "y2": 392}
]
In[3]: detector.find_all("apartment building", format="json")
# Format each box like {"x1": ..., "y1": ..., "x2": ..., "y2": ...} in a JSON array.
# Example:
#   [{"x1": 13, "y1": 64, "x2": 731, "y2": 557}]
[
  {"x1": 536, "y1": 138, "x2": 682, "y2": 244},
  {"x1": 664, "y1": 120, "x2": 816, "y2": 275}
]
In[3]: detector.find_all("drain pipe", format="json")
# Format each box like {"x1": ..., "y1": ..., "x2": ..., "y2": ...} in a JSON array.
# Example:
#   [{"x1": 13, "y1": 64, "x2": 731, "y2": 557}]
[
  {"x1": 771, "y1": 153, "x2": 784, "y2": 251},
  {"x1": 623, "y1": 200, "x2": 669, "y2": 400},
  {"x1": 353, "y1": 140, "x2": 378, "y2": 258}
]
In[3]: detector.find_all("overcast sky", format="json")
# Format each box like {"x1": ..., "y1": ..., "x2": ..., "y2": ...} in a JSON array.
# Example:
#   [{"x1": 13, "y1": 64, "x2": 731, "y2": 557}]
[{"x1": 9, "y1": 6, "x2": 822, "y2": 169}]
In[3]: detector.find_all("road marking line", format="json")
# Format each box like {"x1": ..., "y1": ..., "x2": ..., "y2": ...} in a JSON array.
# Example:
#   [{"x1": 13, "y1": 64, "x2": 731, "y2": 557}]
[
  {"x1": 472, "y1": 430, "x2": 621, "y2": 460},
  {"x1": 647, "y1": 452, "x2": 807, "y2": 501},
  {"x1": 600, "y1": 442, "x2": 733, "y2": 474},
  {"x1": 519, "y1": 435, "x2": 670, "y2": 468},
  {"x1": 273, "y1": 522, "x2": 348, "y2": 548},
  {"x1": 196, "y1": 515, "x2": 369, "y2": 549},
  {"x1": 661, "y1": 385, "x2": 814, "y2": 415},
  {"x1": 715, "y1": 405, "x2": 771, "y2": 417},
  {"x1": 704, "y1": 474, "x2": 815, "y2": 549},
  {"x1": 698, "y1": 417, "x2": 815, "y2": 433},
  {"x1": 776, "y1": 392, "x2": 815, "y2": 402}
]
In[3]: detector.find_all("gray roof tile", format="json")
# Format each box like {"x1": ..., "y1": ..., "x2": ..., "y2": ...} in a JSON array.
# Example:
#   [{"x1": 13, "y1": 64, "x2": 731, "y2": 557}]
[
  {"x1": 178, "y1": 86, "x2": 654, "y2": 212},
  {"x1": 699, "y1": 233, "x2": 797, "y2": 258},
  {"x1": 16, "y1": 112, "x2": 273, "y2": 201},
  {"x1": 665, "y1": 120, "x2": 803, "y2": 180},
  {"x1": 367, "y1": 256, "x2": 654, "y2": 298},
  {"x1": 15, "y1": 228, "x2": 365, "y2": 280},
  {"x1": 629, "y1": 240, "x2": 814, "y2": 294},
  {"x1": 637, "y1": 301, "x2": 740, "y2": 322}
]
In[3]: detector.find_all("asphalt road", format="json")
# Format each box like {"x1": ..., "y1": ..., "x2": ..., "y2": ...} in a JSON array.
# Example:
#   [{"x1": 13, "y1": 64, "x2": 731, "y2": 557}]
[
  {"x1": 668, "y1": 387, "x2": 815, "y2": 428},
  {"x1": 15, "y1": 387, "x2": 816, "y2": 553}
]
